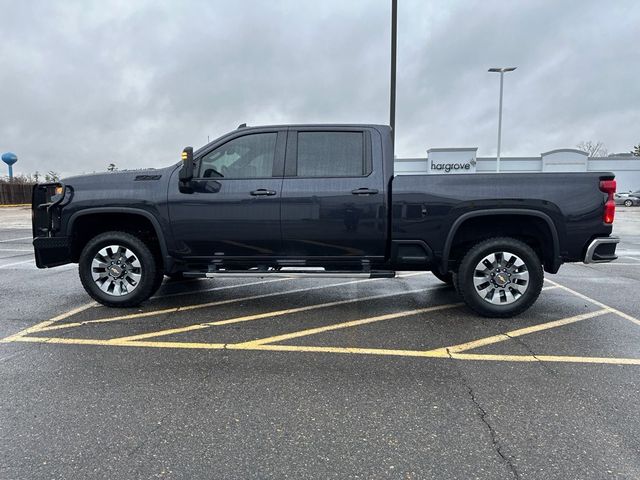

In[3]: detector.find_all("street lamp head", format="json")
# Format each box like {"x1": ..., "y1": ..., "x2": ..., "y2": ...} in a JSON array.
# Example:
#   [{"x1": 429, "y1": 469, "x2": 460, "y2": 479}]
[{"x1": 488, "y1": 67, "x2": 517, "y2": 73}]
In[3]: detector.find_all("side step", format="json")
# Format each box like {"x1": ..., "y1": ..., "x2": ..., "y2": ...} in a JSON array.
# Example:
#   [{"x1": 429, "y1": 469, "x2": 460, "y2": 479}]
[{"x1": 183, "y1": 268, "x2": 396, "y2": 279}]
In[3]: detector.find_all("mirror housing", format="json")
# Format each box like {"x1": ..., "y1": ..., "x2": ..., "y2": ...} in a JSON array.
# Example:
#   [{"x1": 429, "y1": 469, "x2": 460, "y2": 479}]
[{"x1": 178, "y1": 146, "x2": 195, "y2": 193}]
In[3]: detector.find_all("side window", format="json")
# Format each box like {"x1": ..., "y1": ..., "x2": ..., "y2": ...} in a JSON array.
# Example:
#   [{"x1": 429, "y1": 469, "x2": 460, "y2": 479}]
[
  {"x1": 199, "y1": 133, "x2": 277, "y2": 179},
  {"x1": 296, "y1": 132, "x2": 367, "y2": 177}
]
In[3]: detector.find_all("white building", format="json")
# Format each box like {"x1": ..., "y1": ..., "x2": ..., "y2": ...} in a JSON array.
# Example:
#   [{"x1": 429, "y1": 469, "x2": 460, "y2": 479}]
[{"x1": 396, "y1": 148, "x2": 640, "y2": 192}]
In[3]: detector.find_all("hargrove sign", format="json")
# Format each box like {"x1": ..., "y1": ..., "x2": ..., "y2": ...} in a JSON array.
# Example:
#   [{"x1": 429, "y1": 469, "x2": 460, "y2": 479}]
[{"x1": 427, "y1": 147, "x2": 478, "y2": 174}]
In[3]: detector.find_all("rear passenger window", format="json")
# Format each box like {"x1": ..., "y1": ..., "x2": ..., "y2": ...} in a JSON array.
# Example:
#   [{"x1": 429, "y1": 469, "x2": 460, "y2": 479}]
[{"x1": 297, "y1": 132, "x2": 367, "y2": 177}]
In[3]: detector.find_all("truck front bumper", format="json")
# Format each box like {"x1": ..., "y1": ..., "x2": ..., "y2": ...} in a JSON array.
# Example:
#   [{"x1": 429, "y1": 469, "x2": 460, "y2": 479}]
[
  {"x1": 32, "y1": 182, "x2": 73, "y2": 268},
  {"x1": 584, "y1": 236, "x2": 619, "y2": 264}
]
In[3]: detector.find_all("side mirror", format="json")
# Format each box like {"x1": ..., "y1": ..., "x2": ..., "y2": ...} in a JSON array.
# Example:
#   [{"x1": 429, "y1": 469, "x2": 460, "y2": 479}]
[{"x1": 179, "y1": 146, "x2": 195, "y2": 193}]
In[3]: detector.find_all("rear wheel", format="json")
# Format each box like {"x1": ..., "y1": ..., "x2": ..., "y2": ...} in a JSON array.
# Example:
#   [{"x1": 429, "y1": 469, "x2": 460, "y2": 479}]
[
  {"x1": 456, "y1": 237, "x2": 543, "y2": 318},
  {"x1": 78, "y1": 231, "x2": 163, "y2": 307},
  {"x1": 624, "y1": 199, "x2": 633, "y2": 207}
]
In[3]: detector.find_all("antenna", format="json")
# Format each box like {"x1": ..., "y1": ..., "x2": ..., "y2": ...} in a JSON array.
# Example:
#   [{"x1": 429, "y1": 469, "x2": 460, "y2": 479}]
[{"x1": 237, "y1": 123, "x2": 247, "y2": 129}]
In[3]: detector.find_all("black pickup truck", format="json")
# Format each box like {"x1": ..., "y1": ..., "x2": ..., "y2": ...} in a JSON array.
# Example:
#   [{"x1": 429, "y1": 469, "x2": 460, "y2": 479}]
[{"x1": 32, "y1": 124, "x2": 619, "y2": 317}]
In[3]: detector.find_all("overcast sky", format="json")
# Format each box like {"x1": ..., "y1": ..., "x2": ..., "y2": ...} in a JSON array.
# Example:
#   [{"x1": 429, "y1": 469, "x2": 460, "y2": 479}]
[{"x1": 1, "y1": 0, "x2": 639, "y2": 177}]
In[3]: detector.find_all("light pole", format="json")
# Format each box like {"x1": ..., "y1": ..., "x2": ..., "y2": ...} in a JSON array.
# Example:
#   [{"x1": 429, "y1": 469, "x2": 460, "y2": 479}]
[
  {"x1": 390, "y1": 0, "x2": 397, "y2": 146},
  {"x1": 488, "y1": 67, "x2": 516, "y2": 172}
]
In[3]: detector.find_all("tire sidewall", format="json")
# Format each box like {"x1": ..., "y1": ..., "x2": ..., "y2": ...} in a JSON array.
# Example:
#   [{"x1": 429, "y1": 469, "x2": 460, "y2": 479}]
[
  {"x1": 79, "y1": 231, "x2": 158, "y2": 307},
  {"x1": 458, "y1": 238, "x2": 543, "y2": 318}
]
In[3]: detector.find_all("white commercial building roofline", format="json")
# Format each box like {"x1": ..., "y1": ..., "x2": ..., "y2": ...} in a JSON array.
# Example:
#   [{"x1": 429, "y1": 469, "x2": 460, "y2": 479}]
[{"x1": 395, "y1": 147, "x2": 640, "y2": 192}]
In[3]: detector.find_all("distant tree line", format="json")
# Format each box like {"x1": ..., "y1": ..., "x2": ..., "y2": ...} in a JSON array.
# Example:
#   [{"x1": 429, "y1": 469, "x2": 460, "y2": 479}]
[
  {"x1": 576, "y1": 140, "x2": 640, "y2": 157},
  {"x1": 0, "y1": 171, "x2": 60, "y2": 184}
]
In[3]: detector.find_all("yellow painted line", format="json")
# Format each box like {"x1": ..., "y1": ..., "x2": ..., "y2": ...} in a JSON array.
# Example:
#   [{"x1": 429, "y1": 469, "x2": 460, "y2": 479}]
[
  {"x1": 13, "y1": 336, "x2": 640, "y2": 365},
  {"x1": 451, "y1": 353, "x2": 640, "y2": 366},
  {"x1": 0, "y1": 204, "x2": 30, "y2": 208},
  {"x1": 232, "y1": 303, "x2": 462, "y2": 348},
  {"x1": 0, "y1": 301, "x2": 97, "y2": 342},
  {"x1": 237, "y1": 343, "x2": 451, "y2": 358},
  {"x1": 445, "y1": 309, "x2": 610, "y2": 353},
  {"x1": 110, "y1": 285, "x2": 440, "y2": 342},
  {"x1": 11, "y1": 335, "x2": 226, "y2": 350},
  {"x1": 39, "y1": 274, "x2": 426, "y2": 333},
  {"x1": 546, "y1": 279, "x2": 640, "y2": 328}
]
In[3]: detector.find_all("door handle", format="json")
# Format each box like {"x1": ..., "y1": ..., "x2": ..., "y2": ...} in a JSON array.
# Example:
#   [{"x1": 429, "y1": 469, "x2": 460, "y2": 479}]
[
  {"x1": 250, "y1": 189, "x2": 277, "y2": 196},
  {"x1": 351, "y1": 188, "x2": 379, "y2": 195}
]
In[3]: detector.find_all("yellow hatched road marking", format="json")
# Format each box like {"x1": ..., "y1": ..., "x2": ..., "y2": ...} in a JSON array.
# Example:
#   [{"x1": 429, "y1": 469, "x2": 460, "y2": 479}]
[
  {"x1": 445, "y1": 308, "x2": 611, "y2": 354},
  {"x1": 0, "y1": 302, "x2": 97, "y2": 342},
  {"x1": 545, "y1": 279, "x2": 640, "y2": 327},
  {"x1": 232, "y1": 303, "x2": 463, "y2": 348},
  {"x1": 109, "y1": 285, "x2": 441, "y2": 343},
  {"x1": 36, "y1": 273, "x2": 426, "y2": 333}
]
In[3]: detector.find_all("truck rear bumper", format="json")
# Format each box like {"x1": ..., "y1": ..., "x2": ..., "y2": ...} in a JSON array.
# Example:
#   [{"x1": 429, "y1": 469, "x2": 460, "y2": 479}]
[
  {"x1": 584, "y1": 236, "x2": 619, "y2": 264},
  {"x1": 33, "y1": 236, "x2": 72, "y2": 268}
]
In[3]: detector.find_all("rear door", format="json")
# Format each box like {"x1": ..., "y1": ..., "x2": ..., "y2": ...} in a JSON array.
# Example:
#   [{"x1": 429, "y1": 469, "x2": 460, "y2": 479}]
[
  {"x1": 168, "y1": 129, "x2": 285, "y2": 258},
  {"x1": 280, "y1": 127, "x2": 387, "y2": 260}
]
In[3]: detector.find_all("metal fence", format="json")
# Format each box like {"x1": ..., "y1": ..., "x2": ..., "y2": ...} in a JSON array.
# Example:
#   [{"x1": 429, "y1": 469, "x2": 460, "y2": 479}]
[{"x1": 0, "y1": 183, "x2": 34, "y2": 205}]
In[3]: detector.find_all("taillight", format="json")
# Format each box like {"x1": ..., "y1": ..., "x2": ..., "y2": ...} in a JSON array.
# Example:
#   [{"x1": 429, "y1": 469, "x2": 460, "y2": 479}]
[{"x1": 599, "y1": 179, "x2": 616, "y2": 224}]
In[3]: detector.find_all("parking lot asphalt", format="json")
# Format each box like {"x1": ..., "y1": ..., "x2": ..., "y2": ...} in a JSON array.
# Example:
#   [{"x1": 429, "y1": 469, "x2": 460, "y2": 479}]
[{"x1": 1, "y1": 206, "x2": 639, "y2": 479}]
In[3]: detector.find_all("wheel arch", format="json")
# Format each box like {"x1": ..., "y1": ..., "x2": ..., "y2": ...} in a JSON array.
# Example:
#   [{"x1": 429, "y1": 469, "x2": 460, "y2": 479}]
[
  {"x1": 68, "y1": 207, "x2": 169, "y2": 265},
  {"x1": 441, "y1": 209, "x2": 561, "y2": 275}
]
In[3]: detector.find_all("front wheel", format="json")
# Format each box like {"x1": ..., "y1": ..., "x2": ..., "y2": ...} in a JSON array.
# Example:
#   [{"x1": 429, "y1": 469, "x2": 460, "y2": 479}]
[
  {"x1": 624, "y1": 199, "x2": 633, "y2": 207},
  {"x1": 78, "y1": 231, "x2": 163, "y2": 307},
  {"x1": 456, "y1": 237, "x2": 543, "y2": 318}
]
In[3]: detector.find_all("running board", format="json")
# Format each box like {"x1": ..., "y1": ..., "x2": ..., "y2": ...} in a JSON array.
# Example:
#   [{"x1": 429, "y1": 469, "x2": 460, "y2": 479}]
[{"x1": 183, "y1": 269, "x2": 396, "y2": 279}]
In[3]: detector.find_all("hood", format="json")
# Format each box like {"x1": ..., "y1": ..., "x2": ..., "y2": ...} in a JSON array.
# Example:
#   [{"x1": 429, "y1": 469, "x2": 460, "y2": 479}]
[{"x1": 62, "y1": 166, "x2": 176, "y2": 186}]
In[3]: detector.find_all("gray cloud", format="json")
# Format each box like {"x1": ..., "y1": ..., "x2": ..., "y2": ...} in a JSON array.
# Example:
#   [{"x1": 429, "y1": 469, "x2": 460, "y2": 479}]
[{"x1": 0, "y1": 0, "x2": 638, "y2": 177}]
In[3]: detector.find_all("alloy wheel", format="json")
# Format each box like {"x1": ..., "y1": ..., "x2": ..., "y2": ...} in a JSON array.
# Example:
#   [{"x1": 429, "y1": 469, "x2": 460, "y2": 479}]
[
  {"x1": 90, "y1": 244, "x2": 142, "y2": 296},
  {"x1": 472, "y1": 251, "x2": 529, "y2": 305}
]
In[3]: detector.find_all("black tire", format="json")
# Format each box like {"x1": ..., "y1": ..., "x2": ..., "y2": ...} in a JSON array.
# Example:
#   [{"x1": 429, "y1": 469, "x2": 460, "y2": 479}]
[
  {"x1": 456, "y1": 237, "x2": 543, "y2": 318},
  {"x1": 624, "y1": 199, "x2": 633, "y2": 207},
  {"x1": 78, "y1": 231, "x2": 163, "y2": 307},
  {"x1": 432, "y1": 270, "x2": 454, "y2": 286}
]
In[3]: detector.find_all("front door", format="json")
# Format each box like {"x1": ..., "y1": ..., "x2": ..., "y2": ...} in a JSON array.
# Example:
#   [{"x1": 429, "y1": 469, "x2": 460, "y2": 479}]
[
  {"x1": 168, "y1": 129, "x2": 285, "y2": 259},
  {"x1": 280, "y1": 128, "x2": 387, "y2": 261}
]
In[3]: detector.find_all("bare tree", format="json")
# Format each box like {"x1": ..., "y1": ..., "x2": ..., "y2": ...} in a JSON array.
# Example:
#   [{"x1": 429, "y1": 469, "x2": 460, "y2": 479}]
[
  {"x1": 576, "y1": 141, "x2": 608, "y2": 157},
  {"x1": 0, "y1": 174, "x2": 34, "y2": 184},
  {"x1": 45, "y1": 171, "x2": 60, "y2": 182}
]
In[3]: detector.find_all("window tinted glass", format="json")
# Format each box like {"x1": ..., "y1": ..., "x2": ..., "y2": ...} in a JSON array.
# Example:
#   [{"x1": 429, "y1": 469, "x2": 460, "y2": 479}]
[
  {"x1": 199, "y1": 133, "x2": 277, "y2": 179},
  {"x1": 297, "y1": 132, "x2": 365, "y2": 177}
]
